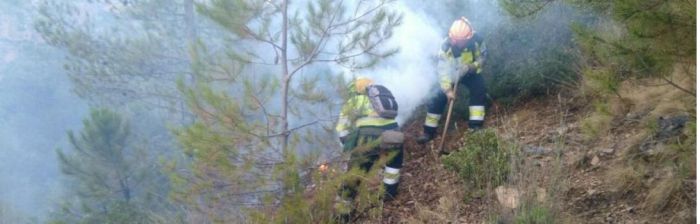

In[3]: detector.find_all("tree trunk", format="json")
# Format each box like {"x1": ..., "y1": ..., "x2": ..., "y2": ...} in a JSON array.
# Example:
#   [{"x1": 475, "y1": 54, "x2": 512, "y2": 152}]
[
  {"x1": 184, "y1": 0, "x2": 197, "y2": 46},
  {"x1": 281, "y1": 0, "x2": 290, "y2": 157},
  {"x1": 184, "y1": 0, "x2": 197, "y2": 123}
]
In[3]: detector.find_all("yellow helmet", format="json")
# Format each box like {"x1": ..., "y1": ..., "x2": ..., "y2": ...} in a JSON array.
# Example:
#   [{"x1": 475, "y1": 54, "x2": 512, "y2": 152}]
[
  {"x1": 448, "y1": 17, "x2": 474, "y2": 41},
  {"x1": 354, "y1": 76, "x2": 373, "y2": 93}
]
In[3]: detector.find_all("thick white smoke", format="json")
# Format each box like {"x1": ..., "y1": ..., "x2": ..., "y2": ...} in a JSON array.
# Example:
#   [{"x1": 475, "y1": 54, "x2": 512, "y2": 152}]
[
  {"x1": 341, "y1": 0, "x2": 508, "y2": 126},
  {"x1": 348, "y1": 2, "x2": 444, "y2": 125}
]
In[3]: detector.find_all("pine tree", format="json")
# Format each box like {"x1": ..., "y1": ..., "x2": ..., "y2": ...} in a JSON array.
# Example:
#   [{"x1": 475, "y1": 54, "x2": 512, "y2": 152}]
[
  {"x1": 52, "y1": 109, "x2": 173, "y2": 224},
  {"x1": 35, "y1": 0, "x2": 210, "y2": 120},
  {"x1": 172, "y1": 0, "x2": 401, "y2": 222},
  {"x1": 500, "y1": 0, "x2": 696, "y2": 97}
]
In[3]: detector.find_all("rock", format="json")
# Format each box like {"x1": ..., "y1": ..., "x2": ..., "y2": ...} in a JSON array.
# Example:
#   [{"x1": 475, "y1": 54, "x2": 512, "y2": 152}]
[
  {"x1": 564, "y1": 151, "x2": 580, "y2": 166},
  {"x1": 605, "y1": 215, "x2": 614, "y2": 222},
  {"x1": 536, "y1": 187, "x2": 547, "y2": 203},
  {"x1": 640, "y1": 115, "x2": 690, "y2": 155},
  {"x1": 534, "y1": 160, "x2": 544, "y2": 167},
  {"x1": 495, "y1": 186, "x2": 520, "y2": 209},
  {"x1": 656, "y1": 115, "x2": 689, "y2": 140},
  {"x1": 600, "y1": 148, "x2": 615, "y2": 155},
  {"x1": 587, "y1": 189, "x2": 597, "y2": 195},
  {"x1": 590, "y1": 155, "x2": 600, "y2": 166},
  {"x1": 524, "y1": 145, "x2": 550, "y2": 155},
  {"x1": 547, "y1": 126, "x2": 568, "y2": 136},
  {"x1": 556, "y1": 126, "x2": 568, "y2": 135}
]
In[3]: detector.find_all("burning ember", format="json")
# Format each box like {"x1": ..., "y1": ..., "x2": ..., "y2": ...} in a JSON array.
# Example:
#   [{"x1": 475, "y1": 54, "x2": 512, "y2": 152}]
[{"x1": 318, "y1": 163, "x2": 329, "y2": 173}]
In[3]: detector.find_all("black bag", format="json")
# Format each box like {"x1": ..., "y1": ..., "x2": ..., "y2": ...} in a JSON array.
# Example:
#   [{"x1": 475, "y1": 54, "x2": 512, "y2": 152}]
[
  {"x1": 342, "y1": 130, "x2": 360, "y2": 152},
  {"x1": 380, "y1": 130, "x2": 404, "y2": 150},
  {"x1": 366, "y1": 84, "x2": 398, "y2": 119}
]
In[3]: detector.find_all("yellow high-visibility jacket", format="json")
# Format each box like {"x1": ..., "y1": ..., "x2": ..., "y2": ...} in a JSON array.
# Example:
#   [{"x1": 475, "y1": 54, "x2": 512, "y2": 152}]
[
  {"x1": 336, "y1": 94, "x2": 396, "y2": 138},
  {"x1": 437, "y1": 34, "x2": 487, "y2": 92}
]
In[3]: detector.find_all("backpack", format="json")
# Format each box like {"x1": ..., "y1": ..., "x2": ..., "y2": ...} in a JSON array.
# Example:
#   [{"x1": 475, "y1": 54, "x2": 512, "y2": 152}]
[{"x1": 366, "y1": 84, "x2": 398, "y2": 119}]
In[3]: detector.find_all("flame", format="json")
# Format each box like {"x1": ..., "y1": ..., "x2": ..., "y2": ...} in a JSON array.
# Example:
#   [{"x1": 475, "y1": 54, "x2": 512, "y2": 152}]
[{"x1": 318, "y1": 163, "x2": 328, "y2": 173}]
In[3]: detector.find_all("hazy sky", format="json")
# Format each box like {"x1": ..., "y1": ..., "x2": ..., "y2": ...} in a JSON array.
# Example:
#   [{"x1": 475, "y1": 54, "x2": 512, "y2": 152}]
[{"x1": 1, "y1": 0, "x2": 88, "y2": 220}]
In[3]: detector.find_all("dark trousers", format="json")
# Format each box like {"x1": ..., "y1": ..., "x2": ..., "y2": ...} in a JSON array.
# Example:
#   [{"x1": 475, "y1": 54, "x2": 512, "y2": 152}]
[
  {"x1": 424, "y1": 74, "x2": 487, "y2": 136},
  {"x1": 342, "y1": 124, "x2": 403, "y2": 201}
]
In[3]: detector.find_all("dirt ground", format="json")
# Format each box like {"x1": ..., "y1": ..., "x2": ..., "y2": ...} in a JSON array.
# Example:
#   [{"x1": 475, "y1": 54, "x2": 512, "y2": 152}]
[{"x1": 372, "y1": 93, "x2": 695, "y2": 223}]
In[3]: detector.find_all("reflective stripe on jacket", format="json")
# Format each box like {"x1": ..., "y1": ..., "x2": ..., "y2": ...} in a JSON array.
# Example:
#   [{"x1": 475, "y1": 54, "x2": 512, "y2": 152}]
[
  {"x1": 336, "y1": 94, "x2": 396, "y2": 138},
  {"x1": 437, "y1": 34, "x2": 487, "y2": 92}
]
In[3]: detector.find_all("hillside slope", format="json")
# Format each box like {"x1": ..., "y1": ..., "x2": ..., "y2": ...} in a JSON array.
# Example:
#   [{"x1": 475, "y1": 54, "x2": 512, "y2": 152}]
[{"x1": 369, "y1": 78, "x2": 695, "y2": 223}]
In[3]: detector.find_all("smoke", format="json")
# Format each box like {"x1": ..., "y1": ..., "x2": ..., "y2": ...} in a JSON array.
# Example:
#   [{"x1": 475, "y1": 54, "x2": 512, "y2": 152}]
[
  {"x1": 367, "y1": 2, "x2": 443, "y2": 125},
  {"x1": 344, "y1": 1, "x2": 510, "y2": 126},
  {"x1": 209, "y1": 0, "x2": 508, "y2": 128}
]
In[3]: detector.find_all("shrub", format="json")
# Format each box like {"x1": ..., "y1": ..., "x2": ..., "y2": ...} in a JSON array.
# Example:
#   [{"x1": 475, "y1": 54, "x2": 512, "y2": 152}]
[
  {"x1": 442, "y1": 129, "x2": 515, "y2": 199},
  {"x1": 485, "y1": 3, "x2": 582, "y2": 106},
  {"x1": 514, "y1": 203, "x2": 555, "y2": 224}
]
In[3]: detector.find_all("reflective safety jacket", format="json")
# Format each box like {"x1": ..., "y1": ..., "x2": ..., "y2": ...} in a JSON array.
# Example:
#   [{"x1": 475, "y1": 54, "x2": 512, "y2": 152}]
[
  {"x1": 437, "y1": 33, "x2": 487, "y2": 92},
  {"x1": 335, "y1": 94, "x2": 397, "y2": 138}
]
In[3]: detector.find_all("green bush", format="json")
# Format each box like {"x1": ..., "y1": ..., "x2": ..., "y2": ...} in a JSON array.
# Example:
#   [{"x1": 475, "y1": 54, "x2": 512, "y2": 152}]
[
  {"x1": 514, "y1": 203, "x2": 555, "y2": 224},
  {"x1": 442, "y1": 129, "x2": 515, "y2": 199},
  {"x1": 484, "y1": 4, "x2": 583, "y2": 106}
]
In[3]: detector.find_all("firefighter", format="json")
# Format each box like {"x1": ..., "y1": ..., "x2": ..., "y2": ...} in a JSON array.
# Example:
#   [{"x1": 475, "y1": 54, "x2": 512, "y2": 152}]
[
  {"x1": 336, "y1": 76, "x2": 403, "y2": 200},
  {"x1": 417, "y1": 17, "x2": 488, "y2": 144}
]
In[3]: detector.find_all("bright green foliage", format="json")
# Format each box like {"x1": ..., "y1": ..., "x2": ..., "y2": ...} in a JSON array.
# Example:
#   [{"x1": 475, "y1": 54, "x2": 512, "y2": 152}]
[
  {"x1": 52, "y1": 109, "x2": 175, "y2": 224},
  {"x1": 442, "y1": 129, "x2": 515, "y2": 199}
]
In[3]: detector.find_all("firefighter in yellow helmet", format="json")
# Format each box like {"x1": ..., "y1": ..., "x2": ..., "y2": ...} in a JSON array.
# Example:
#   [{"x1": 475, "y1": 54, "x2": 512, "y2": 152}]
[
  {"x1": 417, "y1": 17, "x2": 488, "y2": 144},
  {"x1": 335, "y1": 77, "x2": 404, "y2": 220}
]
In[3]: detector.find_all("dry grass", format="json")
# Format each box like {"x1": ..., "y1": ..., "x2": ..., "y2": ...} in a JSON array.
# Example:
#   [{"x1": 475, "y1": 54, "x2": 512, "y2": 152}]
[
  {"x1": 407, "y1": 184, "x2": 464, "y2": 224},
  {"x1": 483, "y1": 95, "x2": 576, "y2": 224},
  {"x1": 400, "y1": 64, "x2": 695, "y2": 223},
  {"x1": 600, "y1": 66, "x2": 696, "y2": 222},
  {"x1": 644, "y1": 169, "x2": 683, "y2": 211},
  {"x1": 621, "y1": 66, "x2": 695, "y2": 118},
  {"x1": 581, "y1": 111, "x2": 613, "y2": 140},
  {"x1": 607, "y1": 165, "x2": 645, "y2": 194}
]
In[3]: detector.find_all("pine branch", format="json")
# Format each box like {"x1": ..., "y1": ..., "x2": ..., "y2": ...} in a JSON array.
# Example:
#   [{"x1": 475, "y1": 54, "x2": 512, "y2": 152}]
[
  {"x1": 288, "y1": 0, "x2": 344, "y2": 79},
  {"x1": 250, "y1": 94, "x2": 275, "y2": 137},
  {"x1": 660, "y1": 76, "x2": 696, "y2": 97},
  {"x1": 265, "y1": 120, "x2": 321, "y2": 138}
]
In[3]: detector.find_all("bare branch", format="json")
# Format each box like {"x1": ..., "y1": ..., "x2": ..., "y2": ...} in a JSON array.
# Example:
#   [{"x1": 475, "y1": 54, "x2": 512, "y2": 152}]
[
  {"x1": 660, "y1": 76, "x2": 696, "y2": 97},
  {"x1": 314, "y1": 36, "x2": 388, "y2": 63},
  {"x1": 328, "y1": 0, "x2": 386, "y2": 29},
  {"x1": 241, "y1": 25, "x2": 283, "y2": 51},
  {"x1": 250, "y1": 94, "x2": 274, "y2": 136}
]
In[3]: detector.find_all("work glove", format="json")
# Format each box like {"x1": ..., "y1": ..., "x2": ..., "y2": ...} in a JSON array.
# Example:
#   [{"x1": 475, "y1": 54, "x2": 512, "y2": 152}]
[{"x1": 445, "y1": 89, "x2": 456, "y2": 100}]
